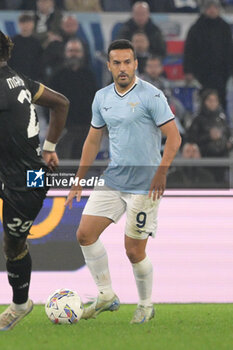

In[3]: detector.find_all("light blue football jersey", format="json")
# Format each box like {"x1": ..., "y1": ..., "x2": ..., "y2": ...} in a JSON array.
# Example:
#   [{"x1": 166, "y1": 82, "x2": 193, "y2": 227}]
[{"x1": 91, "y1": 77, "x2": 175, "y2": 193}]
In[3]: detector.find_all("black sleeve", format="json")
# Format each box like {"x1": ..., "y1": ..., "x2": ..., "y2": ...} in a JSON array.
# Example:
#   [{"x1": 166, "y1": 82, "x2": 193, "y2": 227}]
[{"x1": 20, "y1": 74, "x2": 43, "y2": 102}]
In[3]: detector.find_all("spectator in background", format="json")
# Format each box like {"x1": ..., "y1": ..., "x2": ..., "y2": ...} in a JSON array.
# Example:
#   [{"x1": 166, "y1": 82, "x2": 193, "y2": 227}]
[
  {"x1": 8, "y1": 13, "x2": 43, "y2": 80},
  {"x1": 182, "y1": 143, "x2": 202, "y2": 159},
  {"x1": 60, "y1": 14, "x2": 91, "y2": 64},
  {"x1": 140, "y1": 55, "x2": 170, "y2": 91},
  {"x1": 183, "y1": 0, "x2": 233, "y2": 109},
  {"x1": 65, "y1": 0, "x2": 102, "y2": 11},
  {"x1": 187, "y1": 89, "x2": 233, "y2": 157},
  {"x1": 50, "y1": 39, "x2": 97, "y2": 159},
  {"x1": 140, "y1": 56, "x2": 186, "y2": 134},
  {"x1": 41, "y1": 30, "x2": 64, "y2": 83},
  {"x1": 131, "y1": 31, "x2": 150, "y2": 74},
  {"x1": 167, "y1": 143, "x2": 217, "y2": 188},
  {"x1": 60, "y1": 14, "x2": 79, "y2": 43},
  {"x1": 60, "y1": 14, "x2": 82, "y2": 44},
  {"x1": 34, "y1": 0, "x2": 62, "y2": 47},
  {"x1": 42, "y1": 14, "x2": 92, "y2": 83},
  {"x1": 117, "y1": 1, "x2": 166, "y2": 58}
]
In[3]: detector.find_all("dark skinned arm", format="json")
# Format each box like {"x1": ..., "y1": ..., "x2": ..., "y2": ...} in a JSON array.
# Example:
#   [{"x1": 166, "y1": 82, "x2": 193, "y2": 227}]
[{"x1": 35, "y1": 86, "x2": 69, "y2": 170}]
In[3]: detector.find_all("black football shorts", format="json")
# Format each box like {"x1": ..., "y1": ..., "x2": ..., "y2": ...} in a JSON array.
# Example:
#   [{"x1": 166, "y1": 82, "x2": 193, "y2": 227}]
[{"x1": 0, "y1": 181, "x2": 47, "y2": 239}]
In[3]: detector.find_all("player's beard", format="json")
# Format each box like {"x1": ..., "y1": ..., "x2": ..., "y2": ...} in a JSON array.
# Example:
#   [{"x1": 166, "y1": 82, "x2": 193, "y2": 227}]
[{"x1": 117, "y1": 73, "x2": 134, "y2": 88}]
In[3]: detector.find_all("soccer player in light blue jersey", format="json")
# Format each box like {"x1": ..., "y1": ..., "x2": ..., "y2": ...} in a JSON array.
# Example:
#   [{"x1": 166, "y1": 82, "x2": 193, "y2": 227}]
[{"x1": 65, "y1": 39, "x2": 181, "y2": 324}]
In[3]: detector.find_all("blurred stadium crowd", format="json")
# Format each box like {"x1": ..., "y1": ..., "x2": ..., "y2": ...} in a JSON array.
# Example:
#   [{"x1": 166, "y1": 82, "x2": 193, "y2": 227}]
[
  {"x1": 1, "y1": 0, "x2": 233, "y2": 12},
  {"x1": 1, "y1": 0, "x2": 233, "y2": 176}
]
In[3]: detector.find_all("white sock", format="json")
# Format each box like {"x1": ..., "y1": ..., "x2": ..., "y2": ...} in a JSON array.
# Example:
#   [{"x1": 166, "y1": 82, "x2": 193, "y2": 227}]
[
  {"x1": 12, "y1": 299, "x2": 29, "y2": 312},
  {"x1": 132, "y1": 256, "x2": 153, "y2": 307},
  {"x1": 81, "y1": 239, "x2": 114, "y2": 300}
]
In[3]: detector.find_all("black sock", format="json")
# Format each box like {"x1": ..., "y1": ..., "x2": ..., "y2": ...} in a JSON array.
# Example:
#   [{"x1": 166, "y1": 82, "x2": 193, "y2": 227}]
[{"x1": 6, "y1": 252, "x2": 32, "y2": 304}]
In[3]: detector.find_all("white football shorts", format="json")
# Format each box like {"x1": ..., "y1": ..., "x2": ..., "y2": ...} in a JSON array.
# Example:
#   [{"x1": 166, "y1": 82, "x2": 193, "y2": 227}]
[{"x1": 82, "y1": 185, "x2": 161, "y2": 240}]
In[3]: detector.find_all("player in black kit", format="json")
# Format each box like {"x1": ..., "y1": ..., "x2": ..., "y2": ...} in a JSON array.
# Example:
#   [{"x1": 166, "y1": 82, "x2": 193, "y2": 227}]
[{"x1": 0, "y1": 31, "x2": 69, "y2": 330}]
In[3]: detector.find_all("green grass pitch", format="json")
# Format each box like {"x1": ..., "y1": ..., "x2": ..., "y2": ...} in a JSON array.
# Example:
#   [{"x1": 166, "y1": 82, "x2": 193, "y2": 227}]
[{"x1": 0, "y1": 304, "x2": 233, "y2": 350}]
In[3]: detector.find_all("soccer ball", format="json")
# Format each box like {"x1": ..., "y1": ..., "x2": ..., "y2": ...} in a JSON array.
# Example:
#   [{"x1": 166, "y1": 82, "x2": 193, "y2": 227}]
[{"x1": 45, "y1": 288, "x2": 84, "y2": 324}]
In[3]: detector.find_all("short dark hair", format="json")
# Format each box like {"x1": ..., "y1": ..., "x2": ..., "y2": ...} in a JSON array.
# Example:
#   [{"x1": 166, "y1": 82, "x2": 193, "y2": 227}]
[
  {"x1": 132, "y1": 30, "x2": 148, "y2": 38},
  {"x1": 0, "y1": 31, "x2": 14, "y2": 61},
  {"x1": 18, "y1": 13, "x2": 35, "y2": 23},
  {"x1": 147, "y1": 55, "x2": 163, "y2": 64},
  {"x1": 107, "y1": 39, "x2": 136, "y2": 61},
  {"x1": 201, "y1": 88, "x2": 219, "y2": 101}
]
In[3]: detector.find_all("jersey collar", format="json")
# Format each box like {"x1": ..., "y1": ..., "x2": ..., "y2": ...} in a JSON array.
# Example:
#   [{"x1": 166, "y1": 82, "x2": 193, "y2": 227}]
[{"x1": 114, "y1": 76, "x2": 138, "y2": 97}]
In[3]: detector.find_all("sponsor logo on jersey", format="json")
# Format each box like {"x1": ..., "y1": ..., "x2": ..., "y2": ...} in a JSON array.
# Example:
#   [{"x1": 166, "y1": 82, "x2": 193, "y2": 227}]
[
  {"x1": 128, "y1": 102, "x2": 140, "y2": 112},
  {"x1": 136, "y1": 229, "x2": 152, "y2": 236},
  {"x1": 27, "y1": 168, "x2": 45, "y2": 188},
  {"x1": 103, "y1": 106, "x2": 112, "y2": 111}
]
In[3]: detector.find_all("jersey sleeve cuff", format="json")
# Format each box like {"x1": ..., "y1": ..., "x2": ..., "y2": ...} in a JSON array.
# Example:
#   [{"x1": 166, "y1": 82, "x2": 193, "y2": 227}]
[
  {"x1": 91, "y1": 123, "x2": 106, "y2": 129},
  {"x1": 157, "y1": 117, "x2": 175, "y2": 127},
  {"x1": 32, "y1": 83, "x2": 45, "y2": 103}
]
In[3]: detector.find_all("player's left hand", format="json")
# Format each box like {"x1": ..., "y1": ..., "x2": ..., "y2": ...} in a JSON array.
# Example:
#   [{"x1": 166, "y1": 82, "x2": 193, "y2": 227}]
[
  {"x1": 65, "y1": 185, "x2": 82, "y2": 209},
  {"x1": 42, "y1": 151, "x2": 59, "y2": 171},
  {"x1": 149, "y1": 169, "x2": 167, "y2": 201}
]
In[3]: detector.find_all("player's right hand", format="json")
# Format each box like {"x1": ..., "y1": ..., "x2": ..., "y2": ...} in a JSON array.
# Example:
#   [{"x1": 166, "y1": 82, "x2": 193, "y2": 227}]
[
  {"x1": 42, "y1": 151, "x2": 59, "y2": 171},
  {"x1": 65, "y1": 185, "x2": 82, "y2": 209}
]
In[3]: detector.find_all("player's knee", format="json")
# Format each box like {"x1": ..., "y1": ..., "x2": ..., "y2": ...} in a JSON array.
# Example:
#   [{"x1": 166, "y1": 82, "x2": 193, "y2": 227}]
[
  {"x1": 76, "y1": 227, "x2": 92, "y2": 246},
  {"x1": 125, "y1": 246, "x2": 144, "y2": 263},
  {"x1": 3, "y1": 234, "x2": 27, "y2": 260},
  {"x1": 3, "y1": 242, "x2": 25, "y2": 260}
]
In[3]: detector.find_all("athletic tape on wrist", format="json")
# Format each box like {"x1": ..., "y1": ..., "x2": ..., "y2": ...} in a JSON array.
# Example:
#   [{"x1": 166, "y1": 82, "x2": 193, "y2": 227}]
[{"x1": 43, "y1": 140, "x2": 56, "y2": 152}]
